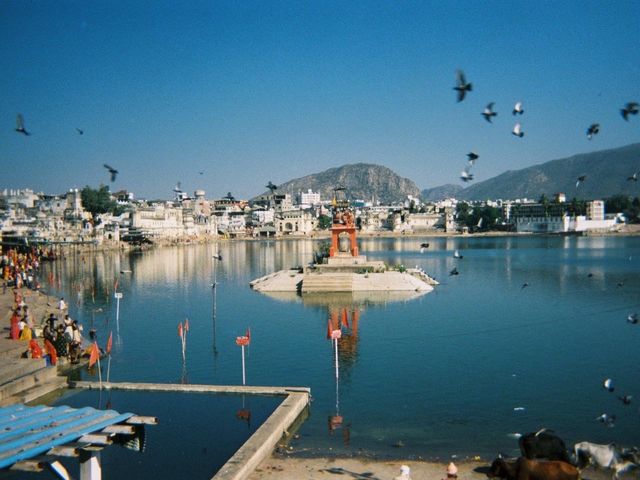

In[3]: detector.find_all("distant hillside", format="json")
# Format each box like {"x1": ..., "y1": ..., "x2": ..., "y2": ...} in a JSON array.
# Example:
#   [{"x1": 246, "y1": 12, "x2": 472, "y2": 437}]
[
  {"x1": 421, "y1": 184, "x2": 464, "y2": 201},
  {"x1": 259, "y1": 163, "x2": 421, "y2": 204},
  {"x1": 451, "y1": 143, "x2": 640, "y2": 201}
]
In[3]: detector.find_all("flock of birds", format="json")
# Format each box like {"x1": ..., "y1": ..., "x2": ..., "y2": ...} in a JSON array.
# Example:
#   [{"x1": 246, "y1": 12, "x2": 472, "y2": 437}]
[{"x1": 453, "y1": 69, "x2": 639, "y2": 187}]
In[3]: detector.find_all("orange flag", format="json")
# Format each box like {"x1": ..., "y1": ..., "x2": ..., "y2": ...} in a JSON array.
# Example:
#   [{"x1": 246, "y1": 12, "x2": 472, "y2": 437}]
[
  {"x1": 245, "y1": 327, "x2": 251, "y2": 344},
  {"x1": 106, "y1": 331, "x2": 113, "y2": 355},
  {"x1": 88, "y1": 342, "x2": 100, "y2": 367},
  {"x1": 178, "y1": 322, "x2": 183, "y2": 338},
  {"x1": 184, "y1": 319, "x2": 190, "y2": 332},
  {"x1": 327, "y1": 320, "x2": 332, "y2": 339}
]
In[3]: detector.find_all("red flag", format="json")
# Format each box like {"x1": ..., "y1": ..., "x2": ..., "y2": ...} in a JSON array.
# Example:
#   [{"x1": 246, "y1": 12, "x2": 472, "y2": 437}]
[
  {"x1": 178, "y1": 322, "x2": 183, "y2": 338},
  {"x1": 184, "y1": 319, "x2": 190, "y2": 332},
  {"x1": 106, "y1": 331, "x2": 113, "y2": 355},
  {"x1": 245, "y1": 327, "x2": 250, "y2": 344},
  {"x1": 89, "y1": 342, "x2": 100, "y2": 367},
  {"x1": 327, "y1": 320, "x2": 332, "y2": 339}
]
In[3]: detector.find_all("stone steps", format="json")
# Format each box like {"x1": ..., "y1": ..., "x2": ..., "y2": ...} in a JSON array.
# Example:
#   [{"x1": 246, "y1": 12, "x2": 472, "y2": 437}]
[
  {"x1": 0, "y1": 358, "x2": 47, "y2": 386},
  {"x1": 0, "y1": 361, "x2": 60, "y2": 403},
  {"x1": 301, "y1": 273, "x2": 354, "y2": 292},
  {"x1": 17, "y1": 375, "x2": 68, "y2": 405}
]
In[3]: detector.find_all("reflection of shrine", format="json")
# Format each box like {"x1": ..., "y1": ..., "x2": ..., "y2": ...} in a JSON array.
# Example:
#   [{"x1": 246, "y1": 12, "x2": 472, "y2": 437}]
[
  {"x1": 327, "y1": 306, "x2": 360, "y2": 366},
  {"x1": 326, "y1": 303, "x2": 357, "y2": 445}
]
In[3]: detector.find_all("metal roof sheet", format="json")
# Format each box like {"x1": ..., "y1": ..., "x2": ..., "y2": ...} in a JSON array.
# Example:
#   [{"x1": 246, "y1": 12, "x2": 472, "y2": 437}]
[{"x1": 0, "y1": 404, "x2": 134, "y2": 469}]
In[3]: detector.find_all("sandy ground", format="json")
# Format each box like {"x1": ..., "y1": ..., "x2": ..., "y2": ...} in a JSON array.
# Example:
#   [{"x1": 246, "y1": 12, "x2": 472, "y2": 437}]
[{"x1": 247, "y1": 456, "x2": 623, "y2": 480}]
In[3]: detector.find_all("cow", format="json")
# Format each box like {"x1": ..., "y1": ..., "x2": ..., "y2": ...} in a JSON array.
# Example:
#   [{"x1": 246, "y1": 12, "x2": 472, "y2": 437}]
[
  {"x1": 519, "y1": 429, "x2": 572, "y2": 463},
  {"x1": 487, "y1": 457, "x2": 579, "y2": 480},
  {"x1": 574, "y1": 441, "x2": 638, "y2": 479}
]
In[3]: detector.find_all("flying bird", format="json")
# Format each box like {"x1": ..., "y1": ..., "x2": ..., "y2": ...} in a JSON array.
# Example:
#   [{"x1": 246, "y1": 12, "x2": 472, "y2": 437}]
[
  {"x1": 420, "y1": 243, "x2": 429, "y2": 249},
  {"x1": 103, "y1": 164, "x2": 118, "y2": 182},
  {"x1": 603, "y1": 378, "x2": 614, "y2": 392},
  {"x1": 586, "y1": 123, "x2": 600, "y2": 140},
  {"x1": 576, "y1": 175, "x2": 587, "y2": 188},
  {"x1": 512, "y1": 102, "x2": 524, "y2": 115},
  {"x1": 213, "y1": 253, "x2": 222, "y2": 261},
  {"x1": 453, "y1": 69, "x2": 472, "y2": 102},
  {"x1": 621, "y1": 102, "x2": 639, "y2": 121},
  {"x1": 460, "y1": 165, "x2": 474, "y2": 182},
  {"x1": 627, "y1": 172, "x2": 638, "y2": 182},
  {"x1": 512, "y1": 122, "x2": 524, "y2": 137},
  {"x1": 467, "y1": 152, "x2": 479, "y2": 165},
  {"x1": 76, "y1": 128, "x2": 84, "y2": 135},
  {"x1": 618, "y1": 395, "x2": 633, "y2": 405},
  {"x1": 595, "y1": 413, "x2": 616, "y2": 427},
  {"x1": 521, "y1": 282, "x2": 530, "y2": 290},
  {"x1": 627, "y1": 313, "x2": 638, "y2": 324},
  {"x1": 482, "y1": 102, "x2": 497, "y2": 123},
  {"x1": 453, "y1": 250, "x2": 463, "y2": 259},
  {"x1": 449, "y1": 267, "x2": 459, "y2": 276},
  {"x1": 198, "y1": 171, "x2": 204, "y2": 175},
  {"x1": 15, "y1": 114, "x2": 30, "y2": 136}
]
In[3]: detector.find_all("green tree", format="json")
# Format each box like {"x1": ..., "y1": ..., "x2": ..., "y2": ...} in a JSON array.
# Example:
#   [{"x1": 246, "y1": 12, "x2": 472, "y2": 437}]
[
  {"x1": 317, "y1": 214, "x2": 332, "y2": 229},
  {"x1": 81, "y1": 185, "x2": 121, "y2": 220}
]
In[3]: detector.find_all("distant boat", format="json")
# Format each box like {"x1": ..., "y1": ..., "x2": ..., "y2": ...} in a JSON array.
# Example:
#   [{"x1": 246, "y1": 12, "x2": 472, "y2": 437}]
[{"x1": 453, "y1": 250, "x2": 463, "y2": 259}]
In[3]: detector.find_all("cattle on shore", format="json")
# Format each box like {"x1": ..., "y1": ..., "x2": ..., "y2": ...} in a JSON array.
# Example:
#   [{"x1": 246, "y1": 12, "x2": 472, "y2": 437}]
[
  {"x1": 487, "y1": 457, "x2": 579, "y2": 480},
  {"x1": 519, "y1": 430, "x2": 571, "y2": 463},
  {"x1": 574, "y1": 441, "x2": 638, "y2": 479}
]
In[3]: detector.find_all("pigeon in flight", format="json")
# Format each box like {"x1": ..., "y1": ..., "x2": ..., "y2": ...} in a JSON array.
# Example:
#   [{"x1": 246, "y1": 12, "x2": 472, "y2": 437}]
[
  {"x1": 595, "y1": 413, "x2": 616, "y2": 427},
  {"x1": 213, "y1": 253, "x2": 222, "y2": 261},
  {"x1": 198, "y1": 171, "x2": 204, "y2": 175},
  {"x1": 76, "y1": 128, "x2": 84, "y2": 135},
  {"x1": 449, "y1": 267, "x2": 459, "y2": 276},
  {"x1": 453, "y1": 250, "x2": 463, "y2": 259},
  {"x1": 467, "y1": 152, "x2": 479, "y2": 165},
  {"x1": 460, "y1": 165, "x2": 474, "y2": 182},
  {"x1": 420, "y1": 243, "x2": 429, "y2": 249},
  {"x1": 521, "y1": 282, "x2": 530, "y2": 290},
  {"x1": 512, "y1": 122, "x2": 524, "y2": 138},
  {"x1": 627, "y1": 172, "x2": 638, "y2": 182},
  {"x1": 603, "y1": 378, "x2": 614, "y2": 392},
  {"x1": 586, "y1": 123, "x2": 600, "y2": 140},
  {"x1": 627, "y1": 313, "x2": 638, "y2": 324},
  {"x1": 618, "y1": 395, "x2": 633, "y2": 405},
  {"x1": 15, "y1": 114, "x2": 30, "y2": 136},
  {"x1": 453, "y1": 69, "x2": 472, "y2": 102},
  {"x1": 576, "y1": 175, "x2": 587, "y2": 188},
  {"x1": 482, "y1": 102, "x2": 497, "y2": 123},
  {"x1": 103, "y1": 164, "x2": 118, "y2": 182},
  {"x1": 621, "y1": 102, "x2": 639, "y2": 121},
  {"x1": 512, "y1": 102, "x2": 524, "y2": 115}
]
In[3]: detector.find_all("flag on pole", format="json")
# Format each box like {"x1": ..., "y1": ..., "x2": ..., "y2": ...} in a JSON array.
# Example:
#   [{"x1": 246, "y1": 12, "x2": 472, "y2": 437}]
[
  {"x1": 89, "y1": 342, "x2": 100, "y2": 367},
  {"x1": 106, "y1": 331, "x2": 113, "y2": 355},
  {"x1": 184, "y1": 319, "x2": 190, "y2": 332},
  {"x1": 245, "y1": 327, "x2": 251, "y2": 344},
  {"x1": 327, "y1": 320, "x2": 332, "y2": 339}
]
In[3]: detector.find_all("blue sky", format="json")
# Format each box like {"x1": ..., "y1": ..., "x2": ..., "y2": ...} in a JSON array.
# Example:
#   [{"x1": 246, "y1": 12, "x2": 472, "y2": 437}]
[{"x1": 2, "y1": 1, "x2": 639, "y2": 200}]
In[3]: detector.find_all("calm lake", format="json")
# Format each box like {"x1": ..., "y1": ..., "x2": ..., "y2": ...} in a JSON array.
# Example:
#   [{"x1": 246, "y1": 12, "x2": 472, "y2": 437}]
[{"x1": 38, "y1": 235, "x2": 640, "y2": 476}]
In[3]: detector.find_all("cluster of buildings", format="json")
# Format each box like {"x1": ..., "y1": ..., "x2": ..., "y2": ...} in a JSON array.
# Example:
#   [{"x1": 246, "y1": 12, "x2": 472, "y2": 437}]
[{"x1": 0, "y1": 187, "x2": 622, "y2": 247}]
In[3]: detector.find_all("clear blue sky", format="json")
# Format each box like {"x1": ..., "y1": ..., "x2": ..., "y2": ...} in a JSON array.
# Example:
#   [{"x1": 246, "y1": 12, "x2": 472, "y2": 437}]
[{"x1": 2, "y1": 1, "x2": 639, "y2": 200}]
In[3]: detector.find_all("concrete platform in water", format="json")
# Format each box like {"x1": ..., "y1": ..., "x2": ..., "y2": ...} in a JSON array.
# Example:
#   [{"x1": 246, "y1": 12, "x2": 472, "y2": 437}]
[{"x1": 250, "y1": 254, "x2": 438, "y2": 295}]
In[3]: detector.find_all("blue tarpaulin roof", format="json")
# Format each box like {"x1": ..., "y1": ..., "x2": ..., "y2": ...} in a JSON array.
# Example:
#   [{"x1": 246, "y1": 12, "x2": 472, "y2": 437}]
[{"x1": 0, "y1": 404, "x2": 133, "y2": 469}]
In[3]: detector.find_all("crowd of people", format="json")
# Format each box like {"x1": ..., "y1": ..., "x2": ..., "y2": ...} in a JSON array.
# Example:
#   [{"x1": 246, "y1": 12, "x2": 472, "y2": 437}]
[{"x1": 1, "y1": 246, "x2": 54, "y2": 291}]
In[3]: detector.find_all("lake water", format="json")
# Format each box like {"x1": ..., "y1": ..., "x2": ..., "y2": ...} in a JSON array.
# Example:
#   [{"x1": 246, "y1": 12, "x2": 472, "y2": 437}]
[{"x1": 38, "y1": 235, "x2": 640, "y2": 475}]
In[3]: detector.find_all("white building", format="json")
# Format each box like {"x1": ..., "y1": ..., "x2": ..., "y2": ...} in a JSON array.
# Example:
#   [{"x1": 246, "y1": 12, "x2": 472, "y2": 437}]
[
  {"x1": 275, "y1": 209, "x2": 317, "y2": 235},
  {"x1": 299, "y1": 189, "x2": 321, "y2": 207}
]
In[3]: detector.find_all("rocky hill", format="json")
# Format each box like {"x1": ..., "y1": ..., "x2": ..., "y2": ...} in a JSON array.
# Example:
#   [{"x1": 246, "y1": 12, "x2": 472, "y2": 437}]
[
  {"x1": 421, "y1": 184, "x2": 464, "y2": 202},
  {"x1": 424, "y1": 143, "x2": 640, "y2": 201},
  {"x1": 261, "y1": 163, "x2": 421, "y2": 204}
]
